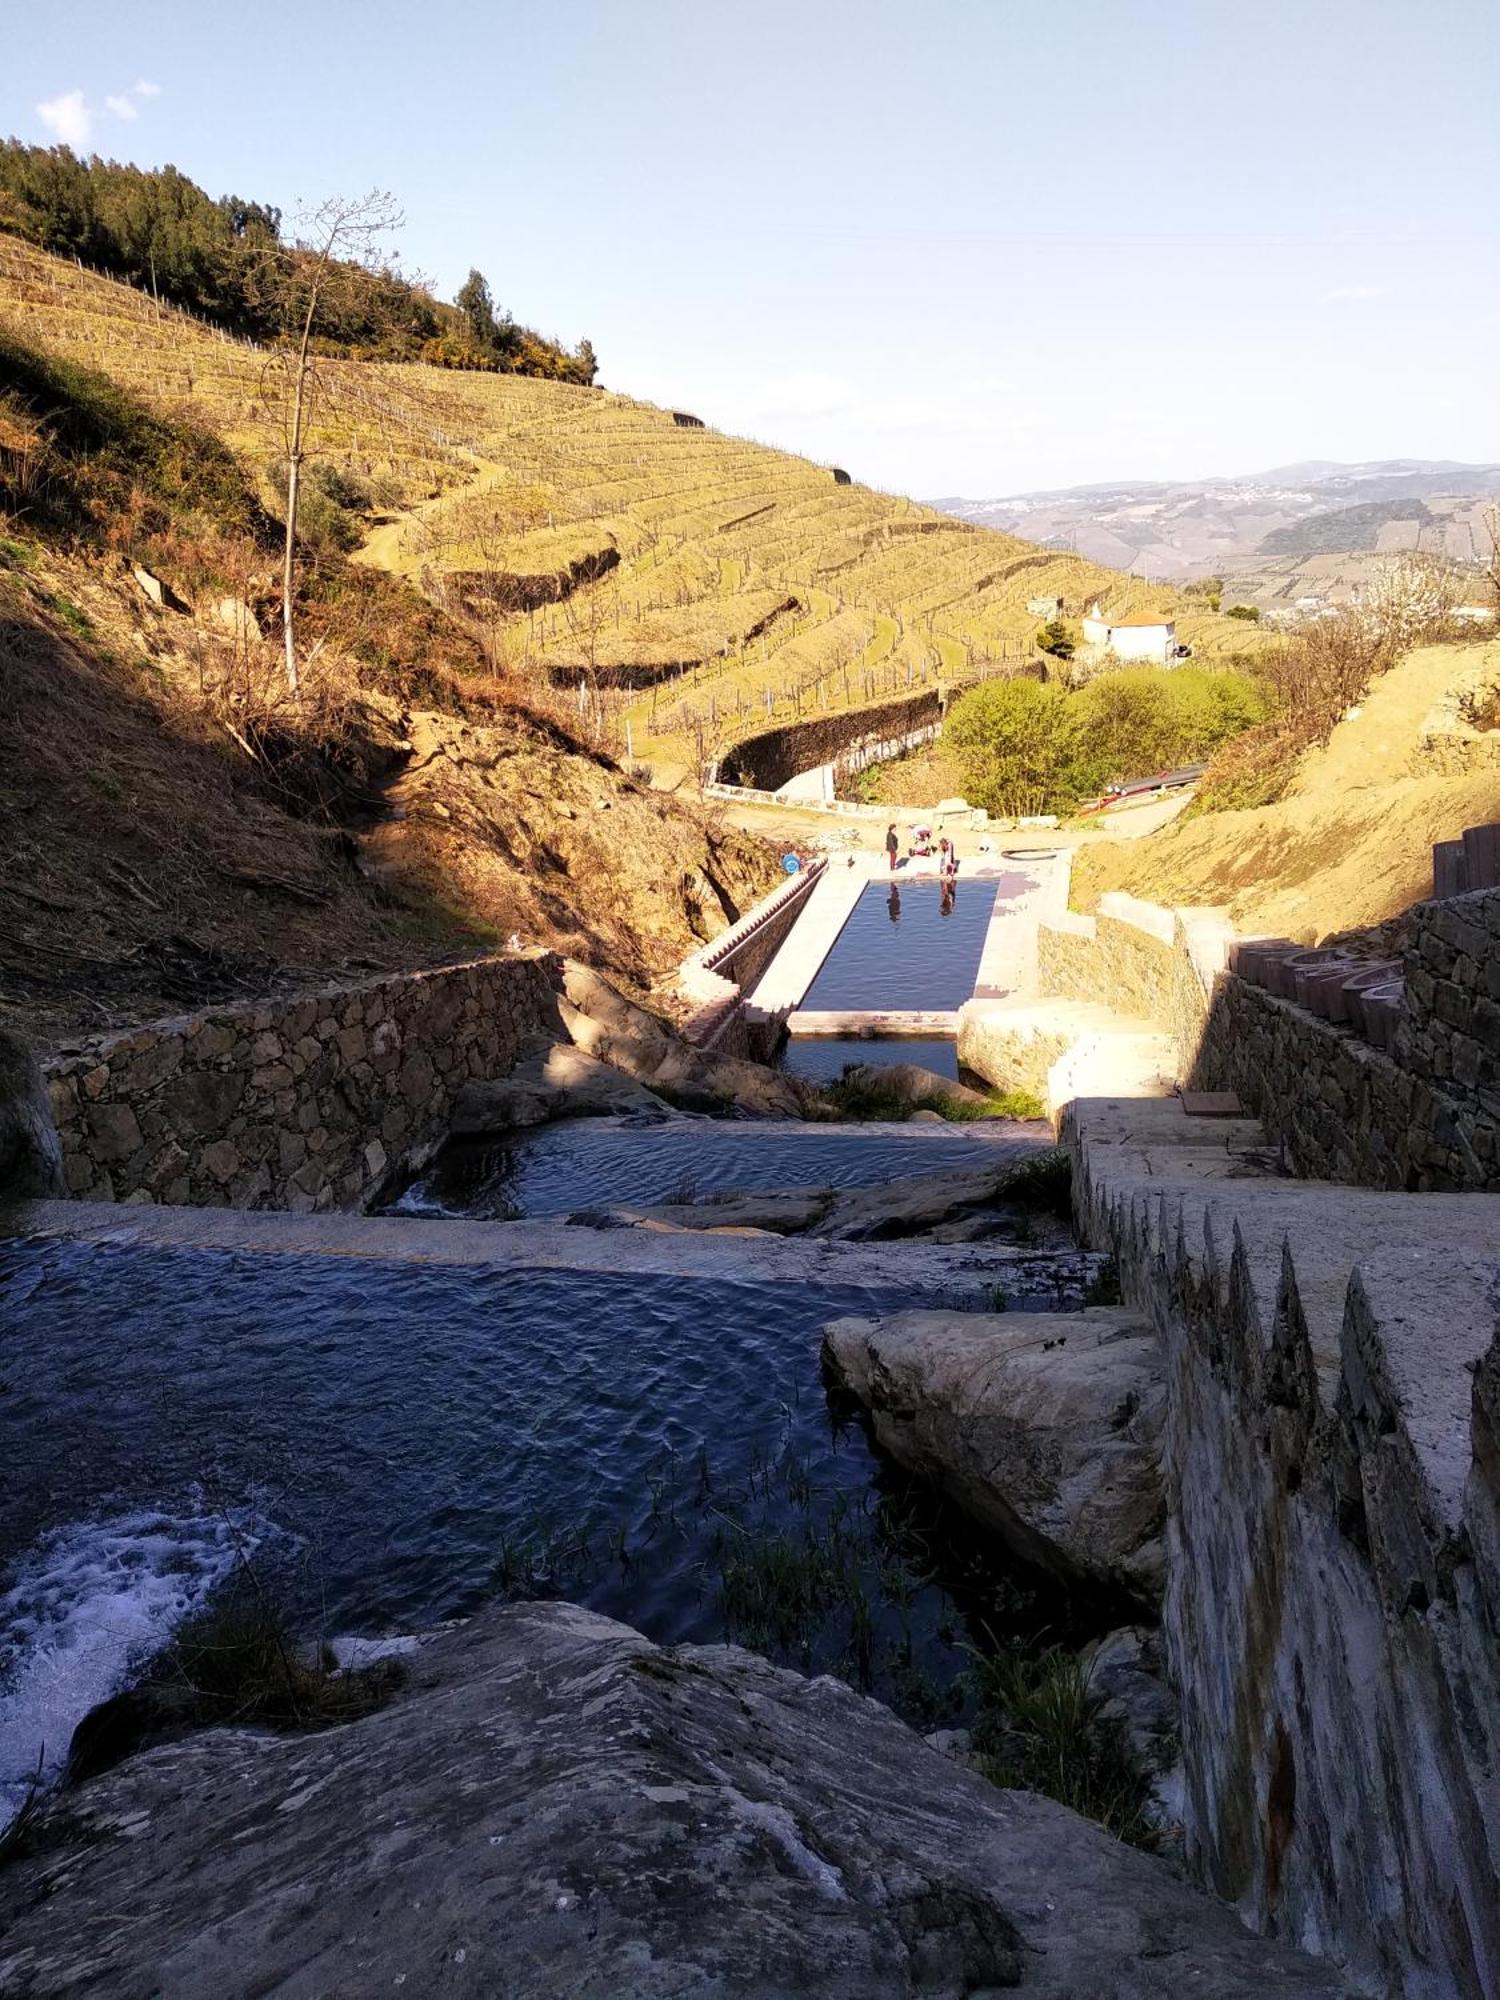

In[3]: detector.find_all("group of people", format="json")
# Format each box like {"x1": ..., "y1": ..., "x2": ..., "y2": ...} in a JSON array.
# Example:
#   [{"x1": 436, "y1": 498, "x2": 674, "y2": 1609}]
[
  {"x1": 884, "y1": 823, "x2": 961, "y2": 912},
  {"x1": 884, "y1": 824, "x2": 961, "y2": 879}
]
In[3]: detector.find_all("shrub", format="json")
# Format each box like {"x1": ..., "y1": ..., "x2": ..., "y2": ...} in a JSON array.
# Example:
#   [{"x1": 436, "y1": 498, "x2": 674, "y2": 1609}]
[
  {"x1": 1035, "y1": 617, "x2": 1075, "y2": 660},
  {"x1": 946, "y1": 677, "x2": 1097, "y2": 818},
  {"x1": 1225, "y1": 603, "x2": 1261, "y2": 621}
]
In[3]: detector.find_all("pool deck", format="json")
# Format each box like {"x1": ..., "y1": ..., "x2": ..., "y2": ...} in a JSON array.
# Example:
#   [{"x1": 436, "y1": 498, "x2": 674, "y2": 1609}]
[
  {"x1": 8, "y1": 1193, "x2": 1100, "y2": 1308},
  {"x1": 751, "y1": 848, "x2": 1073, "y2": 1037}
]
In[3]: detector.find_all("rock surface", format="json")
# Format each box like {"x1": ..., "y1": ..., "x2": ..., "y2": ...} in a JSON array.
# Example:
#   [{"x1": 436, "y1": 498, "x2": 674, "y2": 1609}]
[
  {"x1": 0, "y1": 1601, "x2": 1348, "y2": 1997},
  {"x1": 559, "y1": 959, "x2": 805, "y2": 1118},
  {"x1": 823, "y1": 1307, "x2": 1166, "y2": 1604},
  {"x1": 0, "y1": 1028, "x2": 65, "y2": 1199},
  {"x1": 841, "y1": 1061, "x2": 989, "y2": 1108},
  {"x1": 452, "y1": 1037, "x2": 675, "y2": 1132},
  {"x1": 589, "y1": 1151, "x2": 1061, "y2": 1243}
]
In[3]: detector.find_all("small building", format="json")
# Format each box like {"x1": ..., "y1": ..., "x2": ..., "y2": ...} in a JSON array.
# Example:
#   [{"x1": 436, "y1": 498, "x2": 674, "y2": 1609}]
[
  {"x1": 1027, "y1": 594, "x2": 1065, "y2": 619},
  {"x1": 671, "y1": 411, "x2": 705, "y2": 429},
  {"x1": 830, "y1": 466, "x2": 852, "y2": 485},
  {"x1": 1080, "y1": 600, "x2": 1176, "y2": 664}
]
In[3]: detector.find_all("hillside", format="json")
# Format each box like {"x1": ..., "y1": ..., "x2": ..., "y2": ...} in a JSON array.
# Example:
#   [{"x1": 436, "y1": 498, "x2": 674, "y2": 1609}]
[
  {"x1": 0, "y1": 326, "x2": 778, "y2": 1038},
  {"x1": 1069, "y1": 638, "x2": 1500, "y2": 938},
  {"x1": 0, "y1": 237, "x2": 1251, "y2": 789}
]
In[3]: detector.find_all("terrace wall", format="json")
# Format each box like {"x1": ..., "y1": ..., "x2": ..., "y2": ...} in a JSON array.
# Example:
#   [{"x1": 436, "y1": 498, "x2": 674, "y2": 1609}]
[
  {"x1": 717, "y1": 692, "x2": 943, "y2": 792},
  {"x1": 43, "y1": 954, "x2": 561, "y2": 1213}
]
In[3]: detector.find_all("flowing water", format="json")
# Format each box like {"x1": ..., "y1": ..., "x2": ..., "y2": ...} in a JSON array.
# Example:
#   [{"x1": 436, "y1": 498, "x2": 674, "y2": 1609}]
[
  {"x1": 396, "y1": 1119, "x2": 1011, "y2": 1219},
  {"x1": 0, "y1": 1228, "x2": 1065, "y2": 1820}
]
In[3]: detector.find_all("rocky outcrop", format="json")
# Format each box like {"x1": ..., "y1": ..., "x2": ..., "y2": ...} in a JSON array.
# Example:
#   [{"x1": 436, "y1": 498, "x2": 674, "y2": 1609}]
[
  {"x1": 0, "y1": 1027, "x2": 65, "y2": 1200},
  {"x1": 838, "y1": 1061, "x2": 991, "y2": 1109},
  {"x1": 559, "y1": 960, "x2": 805, "y2": 1118},
  {"x1": 592, "y1": 1151, "x2": 1067, "y2": 1244},
  {"x1": 451, "y1": 1037, "x2": 675, "y2": 1132},
  {"x1": 0, "y1": 1600, "x2": 1347, "y2": 1997},
  {"x1": 823, "y1": 1307, "x2": 1166, "y2": 1605}
]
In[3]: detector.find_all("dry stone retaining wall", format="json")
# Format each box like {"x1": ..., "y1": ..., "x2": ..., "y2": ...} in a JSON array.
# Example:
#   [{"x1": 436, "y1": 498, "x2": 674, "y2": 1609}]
[{"x1": 44, "y1": 954, "x2": 561, "y2": 1213}]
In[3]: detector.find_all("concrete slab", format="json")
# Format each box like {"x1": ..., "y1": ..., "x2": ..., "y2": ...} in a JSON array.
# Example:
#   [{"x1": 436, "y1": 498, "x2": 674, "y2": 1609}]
[{"x1": 7, "y1": 1196, "x2": 1100, "y2": 1309}]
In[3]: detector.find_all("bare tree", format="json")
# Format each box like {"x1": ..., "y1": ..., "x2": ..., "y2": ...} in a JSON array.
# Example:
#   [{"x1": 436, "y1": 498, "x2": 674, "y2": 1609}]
[
  {"x1": 274, "y1": 190, "x2": 402, "y2": 694},
  {"x1": 1483, "y1": 504, "x2": 1500, "y2": 614}
]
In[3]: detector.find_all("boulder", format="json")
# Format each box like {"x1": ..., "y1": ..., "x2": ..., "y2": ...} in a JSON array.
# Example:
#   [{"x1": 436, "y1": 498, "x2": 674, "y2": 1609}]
[
  {"x1": 809, "y1": 1155, "x2": 1050, "y2": 1241},
  {"x1": 0, "y1": 1600, "x2": 1347, "y2": 1997},
  {"x1": 823, "y1": 1307, "x2": 1166, "y2": 1605},
  {"x1": 843, "y1": 1061, "x2": 988, "y2": 1108},
  {"x1": 557, "y1": 959, "x2": 803, "y2": 1119},
  {"x1": 452, "y1": 1038, "x2": 674, "y2": 1134},
  {"x1": 0, "y1": 1029, "x2": 66, "y2": 1199}
]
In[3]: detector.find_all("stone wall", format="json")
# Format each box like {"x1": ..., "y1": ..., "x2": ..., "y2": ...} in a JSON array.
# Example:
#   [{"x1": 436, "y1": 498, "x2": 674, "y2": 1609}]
[
  {"x1": 1068, "y1": 1095, "x2": 1500, "y2": 1996},
  {"x1": 717, "y1": 692, "x2": 942, "y2": 793},
  {"x1": 1189, "y1": 973, "x2": 1499, "y2": 1188},
  {"x1": 44, "y1": 954, "x2": 561, "y2": 1212},
  {"x1": 1395, "y1": 888, "x2": 1500, "y2": 1114},
  {"x1": 677, "y1": 862, "x2": 826, "y2": 1056},
  {"x1": 1038, "y1": 896, "x2": 1178, "y2": 1028}
]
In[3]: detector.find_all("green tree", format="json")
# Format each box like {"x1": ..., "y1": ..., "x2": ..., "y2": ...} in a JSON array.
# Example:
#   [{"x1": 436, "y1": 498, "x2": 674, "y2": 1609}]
[
  {"x1": 945, "y1": 678, "x2": 1100, "y2": 818},
  {"x1": 455, "y1": 267, "x2": 502, "y2": 349},
  {"x1": 1035, "y1": 617, "x2": 1075, "y2": 660}
]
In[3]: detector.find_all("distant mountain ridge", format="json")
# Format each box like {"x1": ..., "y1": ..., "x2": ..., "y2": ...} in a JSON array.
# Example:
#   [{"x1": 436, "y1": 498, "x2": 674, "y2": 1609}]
[{"x1": 935, "y1": 460, "x2": 1500, "y2": 606}]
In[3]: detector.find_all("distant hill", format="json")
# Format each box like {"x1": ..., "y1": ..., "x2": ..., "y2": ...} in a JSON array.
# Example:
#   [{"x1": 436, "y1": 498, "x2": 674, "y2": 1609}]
[{"x1": 938, "y1": 460, "x2": 1500, "y2": 609}]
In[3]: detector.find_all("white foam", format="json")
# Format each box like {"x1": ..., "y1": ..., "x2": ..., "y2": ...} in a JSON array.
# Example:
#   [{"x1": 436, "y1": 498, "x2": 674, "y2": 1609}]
[{"x1": 0, "y1": 1504, "x2": 261, "y2": 1824}]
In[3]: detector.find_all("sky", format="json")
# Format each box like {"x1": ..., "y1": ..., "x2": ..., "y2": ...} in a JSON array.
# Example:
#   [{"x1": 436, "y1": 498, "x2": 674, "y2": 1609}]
[{"x1": 8, "y1": 0, "x2": 1499, "y2": 497}]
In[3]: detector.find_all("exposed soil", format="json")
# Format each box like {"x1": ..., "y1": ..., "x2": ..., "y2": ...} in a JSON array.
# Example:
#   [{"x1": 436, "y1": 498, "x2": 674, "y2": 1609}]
[{"x1": 0, "y1": 549, "x2": 778, "y2": 1044}]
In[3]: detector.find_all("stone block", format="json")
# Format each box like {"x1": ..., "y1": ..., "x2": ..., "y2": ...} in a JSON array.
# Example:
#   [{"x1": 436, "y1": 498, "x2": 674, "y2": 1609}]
[
  {"x1": 87, "y1": 1101, "x2": 143, "y2": 1161},
  {"x1": 1433, "y1": 840, "x2": 1469, "y2": 899}
]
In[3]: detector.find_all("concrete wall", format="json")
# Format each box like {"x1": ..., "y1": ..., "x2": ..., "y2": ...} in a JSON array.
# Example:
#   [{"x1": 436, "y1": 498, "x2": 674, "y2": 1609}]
[
  {"x1": 44, "y1": 954, "x2": 561, "y2": 1213},
  {"x1": 676, "y1": 862, "x2": 826, "y2": 1055}
]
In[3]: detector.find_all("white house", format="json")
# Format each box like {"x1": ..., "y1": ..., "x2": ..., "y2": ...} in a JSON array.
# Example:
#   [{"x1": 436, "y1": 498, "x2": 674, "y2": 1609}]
[{"x1": 1080, "y1": 601, "x2": 1176, "y2": 664}]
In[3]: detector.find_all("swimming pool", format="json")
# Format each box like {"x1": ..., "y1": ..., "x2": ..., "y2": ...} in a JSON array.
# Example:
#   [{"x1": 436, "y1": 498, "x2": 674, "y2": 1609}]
[{"x1": 799, "y1": 877, "x2": 1005, "y2": 1012}]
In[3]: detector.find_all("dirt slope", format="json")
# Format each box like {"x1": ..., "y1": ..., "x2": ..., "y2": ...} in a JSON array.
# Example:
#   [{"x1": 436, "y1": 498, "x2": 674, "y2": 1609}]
[
  {"x1": 0, "y1": 549, "x2": 776, "y2": 1042},
  {"x1": 1071, "y1": 641, "x2": 1500, "y2": 939}
]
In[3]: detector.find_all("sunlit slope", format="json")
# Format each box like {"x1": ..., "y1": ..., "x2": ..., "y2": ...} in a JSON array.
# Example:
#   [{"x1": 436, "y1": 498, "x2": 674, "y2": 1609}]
[{"x1": 0, "y1": 236, "x2": 1248, "y2": 778}]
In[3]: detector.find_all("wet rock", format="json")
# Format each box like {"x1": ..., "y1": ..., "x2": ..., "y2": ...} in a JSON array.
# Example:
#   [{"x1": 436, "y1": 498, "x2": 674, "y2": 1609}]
[
  {"x1": 0, "y1": 1601, "x2": 1347, "y2": 1998},
  {"x1": 0, "y1": 1028, "x2": 66, "y2": 1199},
  {"x1": 844, "y1": 1061, "x2": 989, "y2": 1108},
  {"x1": 810, "y1": 1155, "x2": 1050, "y2": 1241},
  {"x1": 823, "y1": 1307, "x2": 1166, "y2": 1605}
]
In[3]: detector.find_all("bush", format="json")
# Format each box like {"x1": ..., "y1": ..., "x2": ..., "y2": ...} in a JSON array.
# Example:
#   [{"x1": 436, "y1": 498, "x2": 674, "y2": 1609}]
[
  {"x1": 1225, "y1": 603, "x2": 1261, "y2": 622},
  {"x1": 945, "y1": 664, "x2": 1271, "y2": 816}
]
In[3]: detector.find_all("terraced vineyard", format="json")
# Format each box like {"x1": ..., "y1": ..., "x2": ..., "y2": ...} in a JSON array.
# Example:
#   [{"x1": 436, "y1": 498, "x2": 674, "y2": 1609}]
[{"x1": 0, "y1": 236, "x2": 1253, "y2": 782}]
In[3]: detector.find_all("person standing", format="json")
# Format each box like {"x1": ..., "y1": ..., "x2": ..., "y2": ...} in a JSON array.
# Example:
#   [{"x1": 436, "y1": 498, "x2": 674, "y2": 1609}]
[{"x1": 885, "y1": 824, "x2": 899, "y2": 872}]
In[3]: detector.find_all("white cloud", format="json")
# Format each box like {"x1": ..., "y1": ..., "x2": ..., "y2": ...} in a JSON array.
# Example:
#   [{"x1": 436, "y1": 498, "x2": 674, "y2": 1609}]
[
  {"x1": 1321, "y1": 284, "x2": 1387, "y2": 304},
  {"x1": 36, "y1": 89, "x2": 92, "y2": 148},
  {"x1": 104, "y1": 93, "x2": 138, "y2": 120},
  {"x1": 132, "y1": 79, "x2": 161, "y2": 98}
]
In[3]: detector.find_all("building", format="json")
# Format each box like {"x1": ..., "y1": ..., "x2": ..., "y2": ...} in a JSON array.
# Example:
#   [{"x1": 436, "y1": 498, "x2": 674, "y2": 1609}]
[
  {"x1": 1027, "y1": 594, "x2": 1065, "y2": 619},
  {"x1": 1080, "y1": 600, "x2": 1176, "y2": 663}
]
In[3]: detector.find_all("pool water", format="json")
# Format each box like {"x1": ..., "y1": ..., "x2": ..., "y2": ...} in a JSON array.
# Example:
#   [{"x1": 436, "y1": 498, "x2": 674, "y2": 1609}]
[
  {"x1": 778, "y1": 1037, "x2": 961, "y2": 1083},
  {"x1": 0, "y1": 1240, "x2": 1067, "y2": 1819},
  {"x1": 398, "y1": 1119, "x2": 1008, "y2": 1219},
  {"x1": 800, "y1": 876, "x2": 1016, "y2": 1013}
]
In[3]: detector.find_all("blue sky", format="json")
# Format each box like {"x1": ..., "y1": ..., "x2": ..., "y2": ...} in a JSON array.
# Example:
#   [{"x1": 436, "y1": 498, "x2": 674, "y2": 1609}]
[{"x1": 9, "y1": 0, "x2": 1499, "y2": 495}]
